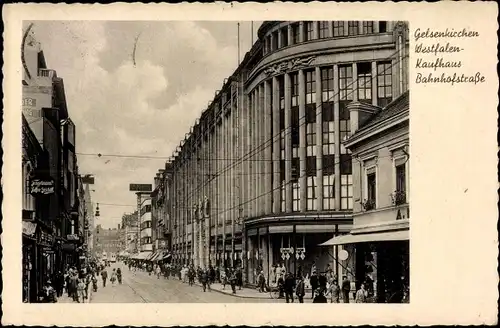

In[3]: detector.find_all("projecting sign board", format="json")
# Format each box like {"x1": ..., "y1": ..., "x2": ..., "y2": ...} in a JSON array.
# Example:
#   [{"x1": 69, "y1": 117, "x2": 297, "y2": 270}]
[{"x1": 129, "y1": 184, "x2": 152, "y2": 192}]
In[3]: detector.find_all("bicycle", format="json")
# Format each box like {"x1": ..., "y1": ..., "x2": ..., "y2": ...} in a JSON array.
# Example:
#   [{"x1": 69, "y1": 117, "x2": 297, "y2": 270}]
[{"x1": 267, "y1": 284, "x2": 282, "y2": 299}]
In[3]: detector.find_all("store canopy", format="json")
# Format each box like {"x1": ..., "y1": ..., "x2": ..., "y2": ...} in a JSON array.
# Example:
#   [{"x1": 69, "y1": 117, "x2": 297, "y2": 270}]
[
  {"x1": 149, "y1": 251, "x2": 160, "y2": 261},
  {"x1": 135, "y1": 252, "x2": 152, "y2": 260},
  {"x1": 319, "y1": 230, "x2": 409, "y2": 246},
  {"x1": 156, "y1": 251, "x2": 171, "y2": 261}
]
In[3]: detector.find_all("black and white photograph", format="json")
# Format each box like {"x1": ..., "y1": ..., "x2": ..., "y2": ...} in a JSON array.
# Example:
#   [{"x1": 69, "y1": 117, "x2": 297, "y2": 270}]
[{"x1": 20, "y1": 19, "x2": 410, "y2": 304}]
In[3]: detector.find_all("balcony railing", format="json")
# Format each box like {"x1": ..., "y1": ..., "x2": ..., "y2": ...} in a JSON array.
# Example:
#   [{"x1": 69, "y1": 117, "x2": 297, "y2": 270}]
[
  {"x1": 391, "y1": 191, "x2": 407, "y2": 206},
  {"x1": 362, "y1": 199, "x2": 376, "y2": 211}
]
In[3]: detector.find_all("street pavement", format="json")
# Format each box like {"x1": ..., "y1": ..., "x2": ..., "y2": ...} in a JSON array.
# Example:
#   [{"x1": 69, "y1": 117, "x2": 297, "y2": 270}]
[{"x1": 90, "y1": 262, "x2": 284, "y2": 303}]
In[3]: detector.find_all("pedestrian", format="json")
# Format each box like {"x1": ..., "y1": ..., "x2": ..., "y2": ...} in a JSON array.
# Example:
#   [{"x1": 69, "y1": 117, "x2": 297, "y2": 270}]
[
  {"x1": 313, "y1": 286, "x2": 328, "y2": 303},
  {"x1": 41, "y1": 280, "x2": 57, "y2": 303},
  {"x1": 257, "y1": 270, "x2": 266, "y2": 293},
  {"x1": 296, "y1": 274, "x2": 305, "y2": 303},
  {"x1": 201, "y1": 268, "x2": 208, "y2": 292},
  {"x1": 101, "y1": 267, "x2": 108, "y2": 288},
  {"x1": 220, "y1": 268, "x2": 227, "y2": 290},
  {"x1": 236, "y1": 267, "x2": 243, "y2": 290},
  {"x1": 76, "y1": 277, "x2": 86, "y2": 303},
  {"x1": 117, "y1": 267, "x2": 122, "y2": 284},
  {"x1": 155, "y1": 264, "x2": 161, "y2": 279},
  {"x1": 64, "y1": 270, "x2": 71, "y2": 297},
  {"x1": 92, "y1": 273, "x2": 98, "y2": 292},
  {"x1": 310, "y1": 271, "x2": 319, "y2": 300},
  {"x1": 110, "y1": 268, "x2": 117, "y2": 286},
  {"x1": 329, "y1": 279, "x2": 340, "y2": 303},
  {"x1": 70, "y1": 271, "x2": 79, "y2": 301},
  {"x1": 209, "y1": 265, "x2": 216, "y2": 285},
  {"x1": 355, "y1": 283, "x2": 368, "y2": 303},
  {"x1": 84, "y1": 272, "x2": 91, "y2": 300},
  {"x1": 54, "y1": 271, "x2": 64, "y2": 297},
  {"x1": 341, "y1": 275, "x2": 351, "y2": 303},
  {"x1": 284, "y1": 272, "x2": 295, "y2": 303},
  {"x1": 229, "y1": 269, "x2": 237, "y2": 294}
]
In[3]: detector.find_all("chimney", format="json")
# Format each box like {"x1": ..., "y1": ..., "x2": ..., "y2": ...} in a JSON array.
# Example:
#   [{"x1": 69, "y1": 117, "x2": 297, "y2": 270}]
[{"x1": 346, "y1": 101, "x2": 379, "y2": 134}]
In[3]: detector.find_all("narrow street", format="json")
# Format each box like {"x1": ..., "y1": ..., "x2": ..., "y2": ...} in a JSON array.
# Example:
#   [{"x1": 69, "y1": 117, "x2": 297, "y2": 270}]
[{"x1": 91, "y1": 263, "x2": 280, "y2": 303}]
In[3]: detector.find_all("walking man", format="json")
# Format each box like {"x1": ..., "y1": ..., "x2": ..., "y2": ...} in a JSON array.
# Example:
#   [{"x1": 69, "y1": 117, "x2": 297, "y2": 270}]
[
  {"x1": 101, "y1": 267, "x2": 108, "y2": 288},
  {"x1": 342, "y1": 275, "x2": 351, "y2": 303},
  {"x1": 284, "y1": 272, "x2": 295, "y2": 303},
  {"x1": 296, "y1": 273, "x2": 305, "y2": 303}
]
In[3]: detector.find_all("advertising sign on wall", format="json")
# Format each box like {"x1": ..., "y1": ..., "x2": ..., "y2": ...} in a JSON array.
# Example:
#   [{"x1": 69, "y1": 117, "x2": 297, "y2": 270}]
[{"x1": 30, "y1": 178, "x2": 55, "y2": 195}]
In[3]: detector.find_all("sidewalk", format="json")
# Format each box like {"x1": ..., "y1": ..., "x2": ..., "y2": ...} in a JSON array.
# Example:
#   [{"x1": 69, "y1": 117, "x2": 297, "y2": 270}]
[{"x1": 57, "y1": 288, "x2": 93, "y2": 303}]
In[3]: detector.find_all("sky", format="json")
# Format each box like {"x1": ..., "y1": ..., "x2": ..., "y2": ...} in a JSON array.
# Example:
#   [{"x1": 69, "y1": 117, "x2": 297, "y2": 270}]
[{"x1": 29, "y1": 20, "x2": 262, "y2": 229}]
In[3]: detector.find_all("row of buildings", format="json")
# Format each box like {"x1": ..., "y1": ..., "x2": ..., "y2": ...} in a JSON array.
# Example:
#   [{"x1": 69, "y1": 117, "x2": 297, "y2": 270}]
[
  {"x1": 138, "y1": 20, "x2": 409, "y2": 302},
  {"x1": 21, "y1": 29, "x2": 96, "y2": 302}
]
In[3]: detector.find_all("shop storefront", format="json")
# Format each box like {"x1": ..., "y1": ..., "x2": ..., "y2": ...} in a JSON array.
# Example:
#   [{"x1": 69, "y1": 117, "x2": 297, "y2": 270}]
[
  {"x1": 22, "y1": 220, "x2": 38, "y2": 303},
  {"x1": 245, "y1": 222, "x2": 353, "y2": 285},
  {"x1": 321, "y1": 229, "x2": 410, "y2": 303}
]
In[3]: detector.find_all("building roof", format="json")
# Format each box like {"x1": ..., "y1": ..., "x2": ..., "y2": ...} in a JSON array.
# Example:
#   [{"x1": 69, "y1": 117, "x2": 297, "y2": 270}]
[{"x1": 357, "y1": 91, "x2": 409, "y2": 133}]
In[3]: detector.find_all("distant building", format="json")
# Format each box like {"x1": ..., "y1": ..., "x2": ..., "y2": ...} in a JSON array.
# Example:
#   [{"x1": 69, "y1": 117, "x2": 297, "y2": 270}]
[{"x1": 94, "y1": 225, "x2": 123, "y2": 255}]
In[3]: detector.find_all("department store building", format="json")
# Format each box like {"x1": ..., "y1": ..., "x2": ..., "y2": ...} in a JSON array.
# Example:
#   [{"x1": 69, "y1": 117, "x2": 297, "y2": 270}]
[{"x1": 167, "y1": 20, "x2": 409, "y2": 285}]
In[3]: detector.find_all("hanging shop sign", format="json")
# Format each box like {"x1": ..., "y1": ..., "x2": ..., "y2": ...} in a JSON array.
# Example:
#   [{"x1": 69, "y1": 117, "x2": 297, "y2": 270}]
[
  {"x1": 338, "y1": 249, "x2": 349, "y2": 261},
  {"x1": 30, "y1": 178, "x2": 55, "y2": 195},
  {"x1": 22, "y1": 221, "x2": 37, "y2": 237},
  {"x1": 38, "y1": 231, "x2": 55, "y2": 247},
  {"x1": 67, "y1": 234, "x2": 79, "y2": 241}
]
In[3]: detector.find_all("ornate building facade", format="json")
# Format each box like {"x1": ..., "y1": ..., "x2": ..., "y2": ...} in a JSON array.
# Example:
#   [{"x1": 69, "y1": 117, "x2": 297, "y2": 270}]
[{"x1": 164, "y1": 21, "x2": 409, "y2": 285}]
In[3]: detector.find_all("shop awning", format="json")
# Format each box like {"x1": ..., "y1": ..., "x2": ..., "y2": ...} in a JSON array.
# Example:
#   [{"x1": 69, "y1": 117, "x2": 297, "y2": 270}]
[
  {"x1": 319, "y1": 230, "x2": 409, "y2": 246},
  {"x1": 135, "y1": 252, "x2": 152, "y2": 260},
  {"x1": 149, "y1": 251, "x2": 160, "y2": 261},
  {"x1": 156, "y1": 251, "x2": 171, "y2": 261}
]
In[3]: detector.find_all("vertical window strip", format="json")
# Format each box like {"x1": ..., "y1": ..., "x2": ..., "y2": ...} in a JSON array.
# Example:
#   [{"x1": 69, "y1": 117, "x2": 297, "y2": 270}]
[
  {"x1": 305, "y1": 70, "x2": 316, "y2": 104},
  {"x1": 357, "y1": 63, "x2": 372, "y2": 103},
  {"x1": 340, "y1": 119, "x2": 351, "y2": 154},
  {"x1": 340, "y1": 174, "x2": 353, "y2": 210},
  {"x1": 339, "y1": 65, "x2": 353, "y2": 101},
  {"x1": 323, "y1": 174, "x2": 335, "y2": 210},
  {"x1": 292, "y1": 181, "x2": 300, "y2": 211},
  {"x1": 377, "y1": 62, "x2": 393, "y2": 107},
  {"x1": 321, "y1": 67, "x2": 334, "y2": 102},
  {"x1": 319, "y1": 21, "x2": 329, "y2": 39},
  {"x1": 322, "y1": 121, "x2": 335, "y2": 155},
  {"x1": 333, "y1": 21, "x2": 344, "y2": 37},
  {"x1": 306, "y1": 176, "x2": 317, "y2": 210},
  {"x1": 306, "y1": 123, "x2": 317, "y2": 157}
]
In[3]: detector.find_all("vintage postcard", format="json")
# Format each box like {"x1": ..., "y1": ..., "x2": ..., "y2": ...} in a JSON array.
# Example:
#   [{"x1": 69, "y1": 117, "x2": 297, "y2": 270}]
[{"x1": 2, "y1": 2, "x2": 498, "y2": 326}]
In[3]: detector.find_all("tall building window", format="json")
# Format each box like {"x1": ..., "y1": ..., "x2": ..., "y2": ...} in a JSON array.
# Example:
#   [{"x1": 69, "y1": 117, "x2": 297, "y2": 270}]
[
  {"x1": 291, "y1": 73, "x2": 299, "y2": 107},
  {"x1": 377, "y1": 61, "x2": 393, "y2": 107},
  {"x1": 341, "y1": 174, "x2": 353, "y2": 210},
  {"x1": 321, "y1": 67, "x2": 334, "y2": 102},
  {"x1": 333, "y1": 21, "x2": 345, "y2": 37},
  {"x1": 323, "y1": 174, "x2": 335, "y2": 210},
  {"x1": 362, "y1": 21, "x2": 374, "y2": 34},
  {"x1": 292, "y1": 181, "x2": 300, "y2": 212},
  {"x1": 291, "y1": 23, "x2": 300, "y2": 45},
  {"x1": 304, "y1": 21, "x2": 314, "y2": 41},
  {"x1": 322, "y1": 121, "x2": 335, "y2": 155},
  {"x1": 339, "y1": 65, "x2": 353, "y2": 102},
  {"x1": 267, "y1": 35, "x2": 272, "y2": 52},
  {"x1": 281, "y1": 28, "x2": 289, "y2": 47},
  {"x1": 279, "y1": 76, "x2": 285, "y2": 109},
  {"x1": 395, "y1": 163, "x2": 407, "y2": 204},
  {"x1": 357, "y1": 62, "x2": 372, "y2": 104},
  {"x1": 348, "y1": 21, "x2": 359, "y2": 35},
  {"x1": 366, "y1": 172, "x2": 377, "y2": 208},
  {"x1": 319, "y1": 21, "x2": 330, "y2": 39},
  {"x1": 379, "y1": 21, "x2": 387, "y2": 33},
  {"x1": 305, "y1": 70, "x2": 316, "y2": 104},
  {"x1": 306, "y1": 123, "x2": 316, "y2": 156},
  {"x1": 272, "y1": 31, "x2": 279, "y2": 50},
  {"x1": 306, "y1": 176, "x2": 317, "y2": 211},
  {"x1": 280, "y1": 130, "x2": 285, "y2": 159},
  {"x1": 280, "y1": 160, "x2": 286, "y2": 212},
  {"x1": 281, "y1": 183, "x2": 286, "y2": 212},
  {"x1": 340, "y1": 117, "x2": 350, "y2": 154}
]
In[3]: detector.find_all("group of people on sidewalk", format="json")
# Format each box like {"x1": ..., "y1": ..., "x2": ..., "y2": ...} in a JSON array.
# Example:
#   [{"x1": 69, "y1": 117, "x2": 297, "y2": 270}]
[{"x1": 253, "y1": 261, "x2": 371, "y2": 304}]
